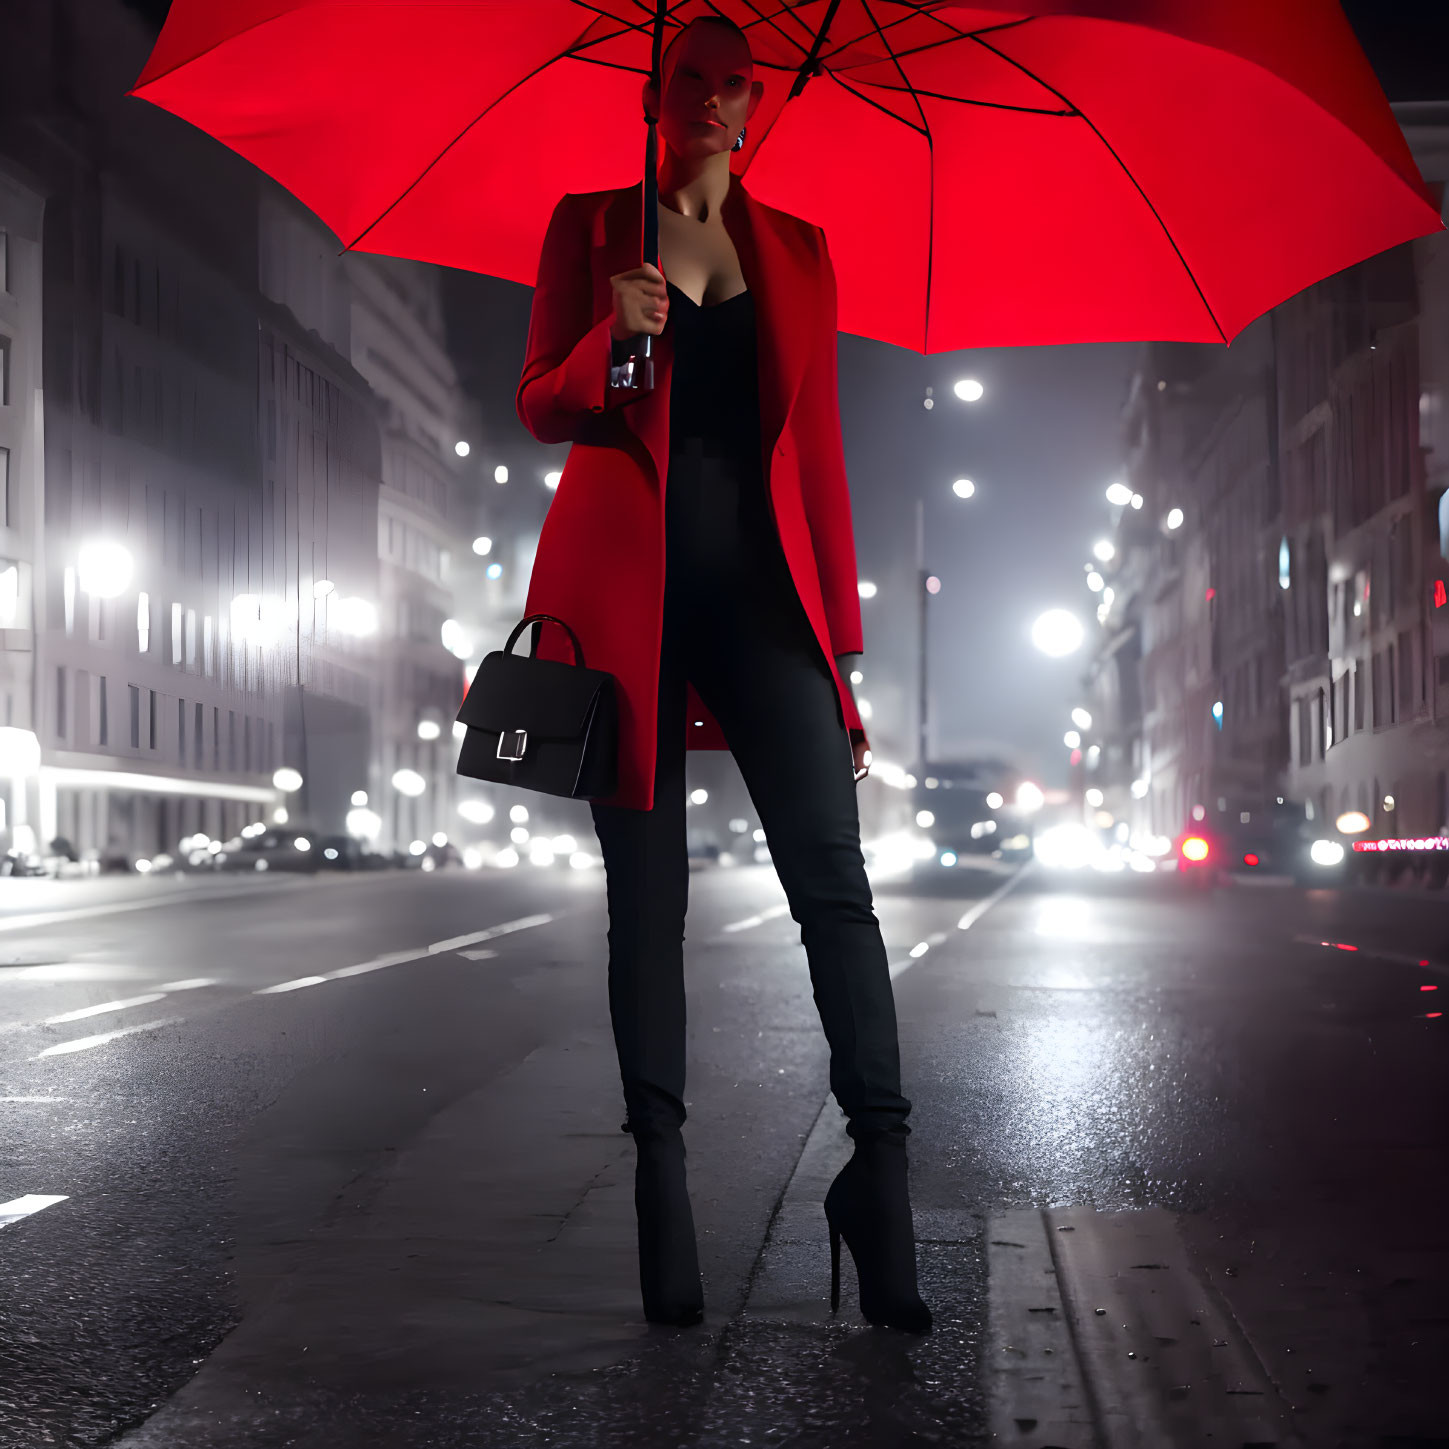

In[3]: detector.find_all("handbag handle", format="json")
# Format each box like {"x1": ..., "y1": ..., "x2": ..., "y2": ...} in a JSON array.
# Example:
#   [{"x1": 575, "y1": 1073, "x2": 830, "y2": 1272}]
[{"x1": 505, "y1": 613, "x2": 587, "y2": 669}]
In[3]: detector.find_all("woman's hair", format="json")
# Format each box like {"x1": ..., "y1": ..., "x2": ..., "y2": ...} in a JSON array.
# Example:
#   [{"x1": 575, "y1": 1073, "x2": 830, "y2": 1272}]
[{"x1": 661, "y1": 14, "x2": 751, "y2": 73}]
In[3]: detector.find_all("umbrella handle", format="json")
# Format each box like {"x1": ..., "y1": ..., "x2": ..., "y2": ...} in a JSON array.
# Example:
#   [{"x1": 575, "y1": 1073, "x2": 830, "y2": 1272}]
[
  {"x1": 610, "y1": 2, "x2": 665, "y2": 394},
  {"x1": 608, "y1": 115, "x2": 657, "y2": 393}
]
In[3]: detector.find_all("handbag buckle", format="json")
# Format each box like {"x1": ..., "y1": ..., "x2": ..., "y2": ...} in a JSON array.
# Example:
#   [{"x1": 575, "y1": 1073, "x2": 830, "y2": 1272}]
[{"x1": 497, "y1": 728, "x2": 528, "y2": 762}]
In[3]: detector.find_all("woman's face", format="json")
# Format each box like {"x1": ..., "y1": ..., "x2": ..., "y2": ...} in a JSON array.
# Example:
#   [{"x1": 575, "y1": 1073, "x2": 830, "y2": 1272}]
[{"x1": 649, "y1": 23, "x2": 762, "y2": 160}]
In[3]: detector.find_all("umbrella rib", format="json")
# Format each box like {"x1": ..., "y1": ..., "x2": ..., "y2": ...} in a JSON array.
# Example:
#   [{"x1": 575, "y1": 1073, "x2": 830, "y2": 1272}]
[
  {"x1": 848, "y1": 81, "x2": 1073, "y2": 118},
  {"x1": 817, "y1": 10, "x2": 1035, "y2": 71},
  {"x1": 824, "y1": 71, "x2": 927, "y2": 140},
  {"x1": 708, "y1": 0, "x2": 816, "y2": 55},
  {"x1": 345, "y1": 31, "x2": 603, "y2": 254},
  {"x1": 859, "y1": 0, "x2": 935, "y2": 353},
  {"x1": 968, "y1": 31, "x2": 1228, "y2": 343}
]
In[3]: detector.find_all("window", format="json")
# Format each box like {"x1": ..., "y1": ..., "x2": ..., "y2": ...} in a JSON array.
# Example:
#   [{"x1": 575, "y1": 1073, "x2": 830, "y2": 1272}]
[
  {"x1": 228, "y1": 710, "x2": 236, "y2": 770},
  {"x1": 56, "y1": 667, "x2": 66, "y2": 740},
  {"x1": 0, "y1": 446, "x2": 10, "y2": 528},
  {"x1": 212, "y1": 706, "x2": 220, "y2": 770},
  {"x1": 0, "y1": 229, "x2": 9, "y2": 293},
  {"x1": 137, "y1": 591, "x2": 149, "y2": 652},
  {"x1": 1353, "y1": 662, "x2": 1364, "y2": 730},
  {"x1": 98, "y1": 676, "x2": 108, "y2": 746},
  {"x1": 244, "y1": 714, "x2": 251, "y2": 772},
  {"x1": 0, "y1": 333, "x2": 10, "y2": 407},
  {"x1": 171, "y1": 602, "x2": 182, "y2": 664},
  {"x1": 130, "y1": 684, "x2": 141, "y2": 749},
  {"x1": 178, "y1": 697, "x2": 186, "y2": 762},
  {"x1": 195, "y1": 701, "x2": 203, "y2": 768},
  {"x1": 149, "y1": 689, "x2": 157, "y2": 750},
  {"x1": 1399, "y1": 629, "x2": 1415, "y2": 712},
  {"x1": 1297, "y1": 700, "x2": 1311, "y2": 766}
]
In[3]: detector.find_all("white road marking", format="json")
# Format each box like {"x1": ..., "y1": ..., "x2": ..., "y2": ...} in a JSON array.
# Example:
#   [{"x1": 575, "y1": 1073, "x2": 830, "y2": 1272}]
[
  {"x1": 956, "y1": 867, "x2": 1029, "y2": 932},
  {"x1": 0, "y1": 1194, "x2": 69, "y2": 1229},
  {"x1": 155, "y1": 978, "x2": 217, "y2": 991},
  {"x1": 44, "y1": 992, "x2": 168, "y2": 1025},
  {"x1": 457, "y1": 948, "x2": 497, "y2": 960},
  {"x1": 0, "y1": 1096, "x2": 69, "y2": 1103},
  {"x1": 722, "y1": 903, "x2": 792, "y2": 932},
  {"x1": 886, "y1": 869, "x2": 1027, "y2": 982},
  {"x1": 326, "y1": 949, "x2": 428, "y2": 980},
  {"x1": 426, "y1": 914, "x2": 557, "y2": 954},
  {"x1": 34, "y1": 1017, "x2": 184, "y2": 1059},
  {"x1": 253, "y1": 913, "x2": 562, "y2": 995}
]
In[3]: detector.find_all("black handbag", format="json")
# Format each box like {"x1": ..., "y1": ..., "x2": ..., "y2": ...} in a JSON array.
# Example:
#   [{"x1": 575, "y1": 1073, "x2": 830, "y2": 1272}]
[{"x1": 454, "y1": 613, "x2": 619, "y2": 800}]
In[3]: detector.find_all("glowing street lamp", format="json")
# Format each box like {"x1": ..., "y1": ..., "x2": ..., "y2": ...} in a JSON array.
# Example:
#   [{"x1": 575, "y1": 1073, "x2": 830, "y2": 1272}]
[
  {"x1": 952, "y1": 478, "x2": 976, "y2": 499},
  {"x1": 1031, "y1": 609, "x2": 1084, "y2": 658},
  {"x1": 953, "y1": 378, "x2": 985, "y2": 402},
  {"x1": 1093, "y1": 539, "x2": 1115, "y2": 563},
  {"x1": 1105, "y1": 482, "x2": 1133, "y2": 507},
  {"x1": 858, "y1": 580, "x2": 878, "y2": 599},
  {"x1": 1165, "y1": 507, "x2": 1185, "y2": 531},
  {"x1": 1071, "y1": 708, "x2": 1093, "y2": 730},
  {"x1": 391, "y1": 768, "x2": 426, "y2": 797},
  {"x1": 472, "y1": 536, "x2": 493, "y2": 556},
  {"x1": 454, "y1": 440, "x2": 471, "y2": 458},
  {"x1": 272, "y1": 767, "x2": 304, "y2": 793},
  {"x1": 77, "y1": 540, "x2": 134, "y2": 598}
]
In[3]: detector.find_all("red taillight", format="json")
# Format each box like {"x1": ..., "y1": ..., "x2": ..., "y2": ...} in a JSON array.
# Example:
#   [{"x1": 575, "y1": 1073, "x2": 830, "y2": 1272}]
[
  {"x1": 1244, "y1": 852, "x2": 1260, "y2": 867},
  {"x1": 1182, "y1": 836, "x2": 1210, "y2": 862}
]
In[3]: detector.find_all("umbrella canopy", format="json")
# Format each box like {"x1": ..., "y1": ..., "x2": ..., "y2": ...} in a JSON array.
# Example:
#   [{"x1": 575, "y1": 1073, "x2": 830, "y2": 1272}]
[{"x1": 131, "y1": 0, "x2": 1442, "y2": 350}]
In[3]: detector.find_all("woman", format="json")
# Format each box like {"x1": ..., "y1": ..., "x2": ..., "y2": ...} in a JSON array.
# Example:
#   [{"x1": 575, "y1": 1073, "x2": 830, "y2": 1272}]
[{"x1": 516, "y1": 14, "x2": 931, "y2": 1334}]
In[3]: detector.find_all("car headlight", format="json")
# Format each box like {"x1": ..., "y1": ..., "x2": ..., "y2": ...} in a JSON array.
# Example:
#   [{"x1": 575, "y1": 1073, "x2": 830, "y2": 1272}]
[{"x1": 1310, "y1": 839, "x2": 1345, "y2": 867}]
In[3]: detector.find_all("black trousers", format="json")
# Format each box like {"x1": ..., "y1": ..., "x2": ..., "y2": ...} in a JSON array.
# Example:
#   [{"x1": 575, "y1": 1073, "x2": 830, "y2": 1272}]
[{"x1": 590, "y1": 435, "x2": 912, "y2": 1143}]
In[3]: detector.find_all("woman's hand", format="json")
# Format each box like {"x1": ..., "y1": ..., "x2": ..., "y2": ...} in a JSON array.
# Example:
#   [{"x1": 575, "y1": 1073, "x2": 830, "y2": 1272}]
[
  {"x1": 850, "y1": 730, "x2": 871, "y2": 783},
  {"x1": 610, "y1": 263, "x2": 669, "y2": 342}
]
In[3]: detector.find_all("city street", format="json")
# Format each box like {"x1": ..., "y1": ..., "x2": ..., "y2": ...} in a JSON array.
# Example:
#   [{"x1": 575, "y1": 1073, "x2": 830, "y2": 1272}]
[{"x1": 1, "y1": 861, "x2": 1444, "y2": 1449}]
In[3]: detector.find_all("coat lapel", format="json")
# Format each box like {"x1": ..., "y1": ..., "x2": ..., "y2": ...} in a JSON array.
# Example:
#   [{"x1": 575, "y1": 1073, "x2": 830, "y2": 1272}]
[
  {"x1": 722, "y1": 179, "x2": 816, "y2": 465},
  {"x1": 588, "y1": 177, "x2": 818, "y2": 488}
]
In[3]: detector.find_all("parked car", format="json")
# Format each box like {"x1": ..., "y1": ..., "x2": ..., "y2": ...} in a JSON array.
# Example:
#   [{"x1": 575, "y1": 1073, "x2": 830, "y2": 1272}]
[
  {"x1": 214, "y1": 827, "x2": 320, "y2": 873},
  {"x1": 315, "y1": 835, "x2": 391, "y2": 871}
]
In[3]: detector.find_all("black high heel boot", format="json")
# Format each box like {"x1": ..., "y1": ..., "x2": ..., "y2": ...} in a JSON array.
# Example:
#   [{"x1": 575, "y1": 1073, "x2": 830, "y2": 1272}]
[
  {"x1": 626, "y1": 1122, "x2": 705, "y2": 1326},
  {"x1": 824, "y1": 1130, "x2": 933, "y2": 1332}
]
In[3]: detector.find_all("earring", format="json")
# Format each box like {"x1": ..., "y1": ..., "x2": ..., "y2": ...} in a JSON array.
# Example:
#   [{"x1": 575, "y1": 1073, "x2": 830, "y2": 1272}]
[{"x1": 732, "y1": 124, "x2": 746, "y2": 152}]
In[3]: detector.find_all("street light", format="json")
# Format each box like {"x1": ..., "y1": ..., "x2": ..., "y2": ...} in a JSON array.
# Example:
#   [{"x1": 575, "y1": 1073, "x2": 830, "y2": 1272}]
[
  {"x1": 493, "y1": 464, "x2": 509, "y2": 484},
  {"x1": 1064, "y1": 730, "x2": 1081, "y2": 749},
  {"x1": 77, "y1": 540, "x2": 134, "y2": 598},
  {"x1": 417, "y1": 720, "x2": 442, "y2": 741},
  {"x1": 1071, "y1": 708, "x2": 1092, "y2": 730},
  {"x1": 1106, "y1": 482, "x2": 1133, "y2": 507},
  {"x1": 272, "y1": 767, "x2": 303, "y2": 793},
  {"x1": 1093, "y1": 540, "x2": 1115, "y2": 563},
  {"x1": 1165, "y1": 507, "x2": 1184, "y2": 531},
  {"x1": 472, "y1": 536, "x2": 493, "y2": 556},
  {"x1": 455, "y1": 441, "x2": 471, "y2": 457},
  {"x1": 1087, "y1": 571, "x2": 1105, "y2": 593},
  {"x1": 953, "y1": 378, "x2": 984, "y2": 402},
  {"x1": 1031, "y1": 609, "x2": 1084, "y2": 658},
  {"x1": 544, "y1": 470, "x2": 562, "y2": 489},
  {"x1": 952, "y1": 478, "x2": 976, "y2": 499},
  {"x1": 858, "y1": 580, "x2": 878, "y2": 598},
  {"x1": 391, "y1": 768, "x2": 426, "y2": 796}
]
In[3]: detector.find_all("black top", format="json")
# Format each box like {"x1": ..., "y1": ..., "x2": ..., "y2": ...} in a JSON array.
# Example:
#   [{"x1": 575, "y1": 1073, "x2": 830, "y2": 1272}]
[{"x1": 666, "y1": 281, "x2": 762, "y2": 464}]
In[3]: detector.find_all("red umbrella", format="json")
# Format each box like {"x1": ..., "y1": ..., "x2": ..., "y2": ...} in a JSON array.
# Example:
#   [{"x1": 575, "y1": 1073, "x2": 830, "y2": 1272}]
[{"x1": 131, "y1": 0, "x2": 1441, "y2": 349}]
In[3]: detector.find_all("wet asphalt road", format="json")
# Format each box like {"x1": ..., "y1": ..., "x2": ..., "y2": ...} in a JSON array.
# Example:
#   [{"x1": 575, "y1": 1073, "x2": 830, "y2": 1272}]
[{"x1": 0, "y1": 860, "x2": 1445, "y2": 1449}]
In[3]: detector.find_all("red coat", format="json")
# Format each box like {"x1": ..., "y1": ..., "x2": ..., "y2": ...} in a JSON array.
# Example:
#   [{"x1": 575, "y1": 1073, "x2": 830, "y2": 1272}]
[{"x1": 516, "y1": 177, "x2": 868, "y2": 811}]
